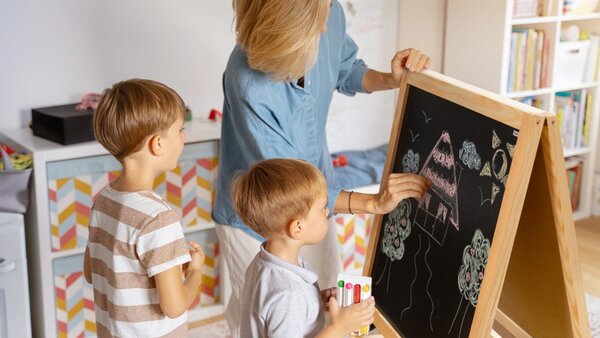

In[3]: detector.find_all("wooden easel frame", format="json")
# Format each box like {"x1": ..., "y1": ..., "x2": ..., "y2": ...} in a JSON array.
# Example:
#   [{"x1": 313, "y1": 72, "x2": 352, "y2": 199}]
[{"x1": 363, "y1": 70, "x2": 590, "y2": 337}]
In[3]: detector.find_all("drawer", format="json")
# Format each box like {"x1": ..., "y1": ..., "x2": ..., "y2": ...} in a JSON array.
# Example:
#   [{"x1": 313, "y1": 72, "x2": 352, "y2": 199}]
[
  {"x1": 0, "y1": 220, "x2": 26, "y2": 263},
  {"x1": 46, "y1": 141, "x2": 219, "y2": 252},
  {"x1": 334, "y1": 213, "x2": 374, "y2": 275},
  {"x1": 52, "y1": 255, "x2": 96, "y2": 338},
  {"x1": 51, "y1": 229, "x2": 221, "y2": 337},
  {"x1": 185, "y1": 230, "x2": 220, "y2": 308}
]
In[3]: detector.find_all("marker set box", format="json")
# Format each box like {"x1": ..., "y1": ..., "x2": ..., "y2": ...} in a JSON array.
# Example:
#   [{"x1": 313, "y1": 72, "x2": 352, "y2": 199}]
[{"x1": 336, "y1": 273, "x2": 372, "y2": 336}]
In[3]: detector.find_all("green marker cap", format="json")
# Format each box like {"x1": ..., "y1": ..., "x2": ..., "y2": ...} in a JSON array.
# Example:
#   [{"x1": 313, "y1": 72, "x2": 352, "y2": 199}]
[{"x1": 338, "y1": 280, "x2": 344, "y2": 287}]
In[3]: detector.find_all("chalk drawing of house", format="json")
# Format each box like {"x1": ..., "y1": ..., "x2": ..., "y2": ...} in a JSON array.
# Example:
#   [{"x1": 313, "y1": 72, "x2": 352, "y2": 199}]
[{"x1": 414, "y1": 131, "x2": 460, "y2": 246}]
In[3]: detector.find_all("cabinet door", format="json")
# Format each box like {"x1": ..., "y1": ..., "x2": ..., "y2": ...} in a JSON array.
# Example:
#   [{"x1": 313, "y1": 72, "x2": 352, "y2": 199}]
[
  {"x1": 184, "y1": 230, "x2": 220, "y2": 309},
  {"x1": 334, "y1": 213, "x2": 374, "y2": 275},
  {"x1": 46, "y1": 141, "x2": 219, "y2": 252},
  {"x1": 52, "y1": 255, "x2": 96, "y2": 338}
]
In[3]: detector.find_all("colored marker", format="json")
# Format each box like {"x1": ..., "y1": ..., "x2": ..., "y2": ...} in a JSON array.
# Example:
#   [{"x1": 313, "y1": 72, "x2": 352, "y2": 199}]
[
  {"x1": 337, "y1": 280, "x2": 345, "y2": 307},
  {"x1": 360, "y1": 284, "x2": 371, "y2": 335},
  {"x1": 353, "y1": 284, "x2": 362, "y2": 335},
  {"x1": 344, "y1": 283, "x2": 353, "y2": 307},
  {"x1": 353, "y1": 283, "x2": 361, "y2": 304}
]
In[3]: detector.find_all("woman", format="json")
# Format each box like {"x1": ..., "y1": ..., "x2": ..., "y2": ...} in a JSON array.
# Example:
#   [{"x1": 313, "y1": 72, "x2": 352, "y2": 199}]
[{"x1": 212, "y1": 0, "x2": 431, "y2": 334}]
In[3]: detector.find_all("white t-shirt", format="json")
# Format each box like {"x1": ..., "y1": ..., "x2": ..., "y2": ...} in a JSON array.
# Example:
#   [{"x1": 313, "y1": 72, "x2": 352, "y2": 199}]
[{"x1": 240, "y1": 244, "x2": 326, "y2": 337}]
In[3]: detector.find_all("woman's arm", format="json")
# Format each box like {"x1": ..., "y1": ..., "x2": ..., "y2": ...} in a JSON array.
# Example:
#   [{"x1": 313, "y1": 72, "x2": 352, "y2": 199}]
[
  {"x1": 362, "y1": 49, "x2": 431, "y2": 93},
  {"x1": 334, "y1": 173, "x2": 431, "y2": 215}
]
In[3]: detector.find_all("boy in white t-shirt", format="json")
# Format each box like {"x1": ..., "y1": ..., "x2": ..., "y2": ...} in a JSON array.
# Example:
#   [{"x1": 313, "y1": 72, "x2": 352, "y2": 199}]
[
  {"x1": 83, "y1": 79, "x2": 205, "y2": 337},
  {"x1": 232, "y1": 158, "x2": 375, "y2": 337}
]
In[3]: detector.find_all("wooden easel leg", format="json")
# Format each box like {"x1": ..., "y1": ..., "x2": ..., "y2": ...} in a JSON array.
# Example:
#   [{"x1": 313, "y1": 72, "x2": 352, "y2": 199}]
[{"x1": 497, "y1": 119, "x2": 591, "y2": 338}]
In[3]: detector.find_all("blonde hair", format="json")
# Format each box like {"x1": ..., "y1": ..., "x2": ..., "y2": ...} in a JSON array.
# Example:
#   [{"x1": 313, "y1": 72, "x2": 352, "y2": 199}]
[
  {"x1": 231, "y1": 159, "x2": 327, "y2": 238},
  {"x1": 233, "y1": 0, "x2": 329, "y2": 82},
  {"x1": 93, "y1": 79, "x2": 185, "y2": 161}
]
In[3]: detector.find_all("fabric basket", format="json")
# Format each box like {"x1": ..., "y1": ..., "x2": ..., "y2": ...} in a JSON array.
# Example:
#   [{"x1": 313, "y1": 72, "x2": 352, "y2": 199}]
[{"x1": 0, "y1": 148, "x2": 32, "y2": 213}]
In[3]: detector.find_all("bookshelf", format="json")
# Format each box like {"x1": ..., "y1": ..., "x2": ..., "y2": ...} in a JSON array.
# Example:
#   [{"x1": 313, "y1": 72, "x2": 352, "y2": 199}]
[{"x1": 444, "y1": 0, "x2": 600, "y2": 221}]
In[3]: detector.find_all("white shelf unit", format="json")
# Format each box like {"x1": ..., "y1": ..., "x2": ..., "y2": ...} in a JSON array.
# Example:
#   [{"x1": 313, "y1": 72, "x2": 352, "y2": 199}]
[
  {"x1": 444, "y1": 0, "x2": 600, "y2": 221},
  {"x1": 0, "y1": 119, "x2": 225, "y2": 338}
]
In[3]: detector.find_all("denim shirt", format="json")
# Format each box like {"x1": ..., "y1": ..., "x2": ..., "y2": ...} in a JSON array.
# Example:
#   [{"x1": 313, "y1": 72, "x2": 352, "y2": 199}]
[{"x1": 212, "y1": 0, "x2": 369, "y2": 241}]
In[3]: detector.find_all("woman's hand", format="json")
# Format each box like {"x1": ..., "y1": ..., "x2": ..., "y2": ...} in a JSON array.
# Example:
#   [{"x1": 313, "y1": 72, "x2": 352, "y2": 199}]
[
  {"x1": 363, "y1": 48, "x2": 431, "y2": 92},
  {"x1": 391, "y1": 48, "x2": 431, "y2": 82},
  {"x1": 373, "y1": 173, "x2": 431, "y2": 214}
]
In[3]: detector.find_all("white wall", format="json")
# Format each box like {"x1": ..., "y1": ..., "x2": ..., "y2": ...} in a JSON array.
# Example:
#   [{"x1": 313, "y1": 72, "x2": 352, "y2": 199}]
[
  {"x1": 0, "y1": 0, "x2": 236, "y2": 130},
  {"x1": 0, "y1": 0, "x2": 449, "y2": 153},
  {"x1": 398, "y1": 0, "x2": 446, "y2": 73}
]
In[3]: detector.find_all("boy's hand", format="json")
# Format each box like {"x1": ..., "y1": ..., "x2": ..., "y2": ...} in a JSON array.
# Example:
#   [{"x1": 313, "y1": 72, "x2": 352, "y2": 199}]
[
  {"x1": 320, "y1": 287, "x2": 336, "y2": 312},
  {"x1": 184, "y1": 240, "x2": 205, "y2": 278},
  {"x1": 328, "y1": 296, "x2": 375, "y2": 335}
]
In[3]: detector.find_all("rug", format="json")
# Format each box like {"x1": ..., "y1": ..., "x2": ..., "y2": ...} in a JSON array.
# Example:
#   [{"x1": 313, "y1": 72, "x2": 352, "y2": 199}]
[
  {"x1": 588, "y1": 293, "x2": 600, "y2": 338},
  {"x1": 189, "y1": 319, "x2": 231, "y2": 338}
]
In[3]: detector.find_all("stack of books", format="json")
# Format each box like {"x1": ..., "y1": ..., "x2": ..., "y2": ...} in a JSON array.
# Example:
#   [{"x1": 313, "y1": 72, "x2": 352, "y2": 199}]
[
  {"x1": 513, "y1": 0, "x2": 546, "y2": 17},
  {"x1": 519, "y1": 96, "x2": 544, "y2": 108},
  {"x1": 556, "y1": 90, "x2": 594, "y2": 149},
  {"x1": 508, "y1": 28, "x2": 550, "y2": 92}
]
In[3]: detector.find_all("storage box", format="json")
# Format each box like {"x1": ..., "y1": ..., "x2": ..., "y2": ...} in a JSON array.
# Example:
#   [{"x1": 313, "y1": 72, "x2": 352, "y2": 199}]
[
  {"x1": 554, "y1": 40, "x2": 591, "y2": 87},
  {"x1": 31, "y1": 104, "x2": 95, "y2": 145}
]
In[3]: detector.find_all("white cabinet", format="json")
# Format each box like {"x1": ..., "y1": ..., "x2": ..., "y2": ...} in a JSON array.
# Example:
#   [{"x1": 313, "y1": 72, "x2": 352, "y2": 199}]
[
  {"x1": 1, "y1": 119, "x2": 224, "y2": 338},
  {"x1": 444, "y1": 0, "x2": 600, "y2": 220},
  {"x1": 0, "y1": 213, "x2": 31, "y2": 338}
]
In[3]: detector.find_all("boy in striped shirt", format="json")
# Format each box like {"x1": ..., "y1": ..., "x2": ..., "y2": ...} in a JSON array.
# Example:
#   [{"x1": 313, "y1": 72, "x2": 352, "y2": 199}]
[{"x1": 83, "y1": 79, "x2": 205, "y2": 337}]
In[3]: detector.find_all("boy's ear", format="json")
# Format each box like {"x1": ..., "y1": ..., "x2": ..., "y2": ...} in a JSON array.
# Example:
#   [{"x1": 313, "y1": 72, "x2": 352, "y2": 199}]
[
  {"x1": 148, "y1": 134, "x2": 163, "y2": 156},
  {"x1": 287, "y1": 219, "x2": 303, "y2": 240}
]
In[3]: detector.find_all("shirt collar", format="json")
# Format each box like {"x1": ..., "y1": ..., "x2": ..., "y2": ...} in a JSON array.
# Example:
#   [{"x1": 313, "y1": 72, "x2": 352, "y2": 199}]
[{"x1": 259, "y1": 243, "x2": 318, "y2": 285}]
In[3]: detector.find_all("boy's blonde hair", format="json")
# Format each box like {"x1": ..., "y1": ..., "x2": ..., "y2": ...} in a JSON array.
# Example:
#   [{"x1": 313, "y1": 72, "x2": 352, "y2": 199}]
[
  {"x1": 231, "y1": 159, "x2": 327, "y2": 238},
  {"x1": 93, "y1": 79, "x2": 185, "y2": 161},
  {"x1": 233, "y1": 0, "x2": 329, "y2": 82}
]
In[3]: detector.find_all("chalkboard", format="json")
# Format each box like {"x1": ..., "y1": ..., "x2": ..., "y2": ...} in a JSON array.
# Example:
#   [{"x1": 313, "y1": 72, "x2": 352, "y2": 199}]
[{"x1": 369, "y1": 84, "x2": 519, "y2": 338}]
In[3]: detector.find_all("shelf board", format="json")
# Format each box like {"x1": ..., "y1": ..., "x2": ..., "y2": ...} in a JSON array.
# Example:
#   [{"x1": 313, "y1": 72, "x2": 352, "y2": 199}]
[
  {"x1": 561, "y1": 12, "x2": 600, "y2": 22},
  {"x1": 554, "y1": 82, "x2": 598, "y2": 92},
  {"x1": 505, "y1": 87, "x2": 553, "y2": 98},
  {"x1": 512, "y1": 16, "x2": 559, "y2": 25},
  {"x1": 563, "y1": 147, "x2": 592, "y2": 157},
  {"x1": 51, "y1": 223, "x2": 216, "y2": 259}
]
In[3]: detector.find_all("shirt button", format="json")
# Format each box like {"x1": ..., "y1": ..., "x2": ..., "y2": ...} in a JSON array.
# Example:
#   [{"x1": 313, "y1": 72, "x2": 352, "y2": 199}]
[{"x1": 307, "y1": 80, "x2": 311, "y2": 86}]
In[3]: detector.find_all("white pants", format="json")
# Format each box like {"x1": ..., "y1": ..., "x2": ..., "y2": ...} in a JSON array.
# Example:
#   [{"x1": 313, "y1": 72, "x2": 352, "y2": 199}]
[{"x1": 215, "y1": 219, "x2": 342, "y2": 338}]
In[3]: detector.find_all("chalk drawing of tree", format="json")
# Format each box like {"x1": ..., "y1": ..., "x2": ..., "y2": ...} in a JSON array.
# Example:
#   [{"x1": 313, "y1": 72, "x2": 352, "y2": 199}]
[
  {"x1": 448, "y1": 229, "x2": 490, "y2": 337},
  {"x1": 377, "y1": 200, "x2": 412, "y2": 292}
]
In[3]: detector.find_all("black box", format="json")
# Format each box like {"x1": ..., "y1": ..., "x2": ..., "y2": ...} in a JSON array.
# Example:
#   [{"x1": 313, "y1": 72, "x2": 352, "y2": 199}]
[{"x1": 31, "y1": 104, "x2": 95, "y2": 145}]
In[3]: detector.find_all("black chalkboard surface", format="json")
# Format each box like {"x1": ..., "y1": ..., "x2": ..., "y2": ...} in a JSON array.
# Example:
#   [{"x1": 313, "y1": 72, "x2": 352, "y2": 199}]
[{"x1": 370, "y1": 85, "x2": 519, "y2": 338}]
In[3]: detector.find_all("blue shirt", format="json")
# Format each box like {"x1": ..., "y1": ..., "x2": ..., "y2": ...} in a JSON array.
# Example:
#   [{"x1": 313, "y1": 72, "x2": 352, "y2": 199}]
[{"x1": 212, "y1": 0, "x2": 369, "y2": 240}]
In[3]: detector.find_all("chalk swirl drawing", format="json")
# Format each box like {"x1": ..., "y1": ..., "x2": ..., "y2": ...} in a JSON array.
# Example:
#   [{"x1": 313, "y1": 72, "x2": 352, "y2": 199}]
[
  {"x1": 377, "y1": 200, "x2": 412, "y2": 292},
  {"x1": 402, "y1": 149, "x2": 420, "y2": 173},
  {"x1": 481, "y1": 130, "x2": 516, "y2": 204},
  {"x1": 448, "y1": 229, "x2": 490, "y2": 337},
  {"x1": 458, "y1": 140, "x2": 481, "y2": 170}
]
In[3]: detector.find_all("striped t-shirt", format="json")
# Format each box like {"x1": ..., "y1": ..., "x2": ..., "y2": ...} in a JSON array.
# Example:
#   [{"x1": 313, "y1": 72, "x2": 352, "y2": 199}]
[{"x1": 87, "y1": 185, "x2": 192, "y2": 338}]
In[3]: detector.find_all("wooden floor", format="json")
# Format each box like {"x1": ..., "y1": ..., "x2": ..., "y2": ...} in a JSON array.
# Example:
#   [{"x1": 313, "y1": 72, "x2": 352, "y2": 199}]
[{"x1": 575, "y1": 216, "x2": 600, "y2": 298}]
